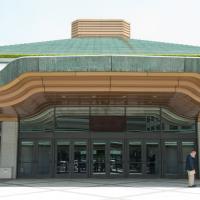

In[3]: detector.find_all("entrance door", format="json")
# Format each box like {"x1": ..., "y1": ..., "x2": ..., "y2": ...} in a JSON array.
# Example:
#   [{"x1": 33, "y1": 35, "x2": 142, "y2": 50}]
[
  {"x1": 128, "y1": 141, "x2": 142, "y2": 175},
  {"x1": 163, "y1": 141, "x2": 178, "y2": 177},
  {"x1": 18, "y1": 140, "x2": 35, "y2": 177},
  {"x1": 145, "y1": 142, "x2": 160, "y2": 176},
  {"x1": 92, "y1": 141, "x2": 106, "y2": 176},
  {"x1": 55, "y1": 140, "x2": 88, "y2": 177},
  {"x1": 128, "y1": 140, "x2": 160, "y2": 177},
  {"x1": 36, "y1": 140, "x2": 53, "y2": 177},
  {"x1": 109, "y1": 141, "x2": 124, "y2": 176},
  {"x1": 55, "y1": 140, "x2": 71, "y2": 177},
  {"x1": 91, "y1": 140, "x2": 124, "y2": 177},
  {"x1": 19, "y1": 139, "x2": 53, "y2": 178},
  {"x1": 73, "y1": 141, "x2": 88, "y2": 177},
  {"x1": 181, "y1": 141, "x2": 195, "y2": 177}
]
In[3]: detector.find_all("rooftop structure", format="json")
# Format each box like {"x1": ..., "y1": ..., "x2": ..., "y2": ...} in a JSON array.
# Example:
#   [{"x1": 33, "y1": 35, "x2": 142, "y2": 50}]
[{"x1": 71, "y1": 19, "x2": 130, "y2": 39}]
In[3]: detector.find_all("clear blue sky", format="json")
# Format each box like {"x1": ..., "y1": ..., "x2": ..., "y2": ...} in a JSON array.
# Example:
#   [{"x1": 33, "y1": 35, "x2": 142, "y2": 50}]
[{"x1": 0, "y1": 0, "x2": 200, "y2": 46}]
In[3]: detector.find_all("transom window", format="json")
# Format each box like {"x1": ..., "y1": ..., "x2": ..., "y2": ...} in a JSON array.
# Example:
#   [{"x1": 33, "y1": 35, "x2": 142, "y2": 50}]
[{"x1": 20, "y1": 106, "x2": 195, "y2": 133}]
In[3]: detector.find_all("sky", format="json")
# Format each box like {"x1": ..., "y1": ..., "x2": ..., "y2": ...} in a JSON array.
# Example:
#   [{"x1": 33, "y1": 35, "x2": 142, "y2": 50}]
[{"x1": 0, "y1": 0, "x2": 200, "y2": 46}]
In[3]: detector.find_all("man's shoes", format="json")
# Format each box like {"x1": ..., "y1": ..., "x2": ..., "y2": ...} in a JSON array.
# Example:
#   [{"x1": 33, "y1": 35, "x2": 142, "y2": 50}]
[{"x1": 188, "y1": 185, "x2": 197, "y2": 187}]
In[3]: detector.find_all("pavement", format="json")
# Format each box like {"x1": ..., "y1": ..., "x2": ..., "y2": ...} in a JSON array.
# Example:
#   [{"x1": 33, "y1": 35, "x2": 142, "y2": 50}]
[{"x1": 0, "y1": 178, "x2": 200, "y2": 200}]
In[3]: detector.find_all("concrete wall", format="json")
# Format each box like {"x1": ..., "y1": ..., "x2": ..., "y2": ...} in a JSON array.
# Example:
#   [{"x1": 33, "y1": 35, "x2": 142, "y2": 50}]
[{"x1": 0, "y1": 121, "x2": 18, "y2": 179}]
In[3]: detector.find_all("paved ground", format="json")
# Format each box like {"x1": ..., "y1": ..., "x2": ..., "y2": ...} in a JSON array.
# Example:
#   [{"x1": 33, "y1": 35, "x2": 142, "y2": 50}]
[{"x1": 0, "y1": 178, "x2": 200, "y2": 200}]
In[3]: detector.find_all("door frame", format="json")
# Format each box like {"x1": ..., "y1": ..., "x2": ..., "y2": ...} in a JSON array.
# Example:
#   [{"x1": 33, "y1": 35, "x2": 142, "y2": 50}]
[
  {"x1": 126, "y1": 138, "x2": 161, "y2": 178},
  {"x1": 17, "y1": 132, "x2": 198, "y2": 178},
  {"x1": 54, "y1": 139, "x2": 71, "y2": 178},
  {"x1": 108, "y1": 140, "x2": 125, "y2": 178},
  {"x1": 71, "y1": 139, "x2": 89, "y2": 178},
  {"x1": 54, "y1": 138, "x2": 89, "y2": 178},
  {"x1": 34, "y1": 139, "x2": 54, "y2": 178},
  {"x1": 90, "y1": 140, "x2": 108, "y2": 178}
]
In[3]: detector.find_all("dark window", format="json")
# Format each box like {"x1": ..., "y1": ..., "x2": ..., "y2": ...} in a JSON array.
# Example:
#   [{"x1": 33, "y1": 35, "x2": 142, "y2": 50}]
[
  {"x1": 127, "y1": 117, "x2": 146, "y2": 132},
  {"x1": 90, "y1": 116, "x2": 126, "y2": 132}
]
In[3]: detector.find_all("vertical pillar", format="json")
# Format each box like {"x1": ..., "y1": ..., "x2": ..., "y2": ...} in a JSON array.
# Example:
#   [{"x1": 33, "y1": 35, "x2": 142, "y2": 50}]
[
  {"x1": 0, "y1": 121, "x2": 18, "y2": 179},
  {"x1": 197, "y1": 114, "x2": 200, "y2": 178}
]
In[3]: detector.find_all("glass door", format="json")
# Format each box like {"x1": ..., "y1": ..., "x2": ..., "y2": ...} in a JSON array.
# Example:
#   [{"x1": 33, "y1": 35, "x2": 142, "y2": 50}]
[
  {"x1": 72, "y1": 141, "x2": 88, "y2": 177},
  {"x1": 109, "y1": 141, "x2": 124, "y2": 176},
  {"x1": 55, "y1": 140, "x2": 88, "y2": 177},
  {"x1": 181, "y1": 141, "x2": 195, "y2": 177},
  {"x1": 18, "y1": 140, "x2": 35, "y2": 177},
  {"x1": 145, "y1": 142, "x2": 160, "y2": 176},
  {"x1": 36, "y1": 140, "x2": 52, "y2": 177},
  {"x1": 55, "y1": 140, "x2": 71, "y2": 177},
  {"x1": 92, "y1": 141, "x2": 106, "y2": 176},
  {"x1": 163, "y1": 141, "x2": 178, "y2": 177},
  {"x1": 128, "y1": 140, "x2": 160, "y2": 177},
  {"x1": 128, "y1": 141, "x2": 142, "y2": 175}
]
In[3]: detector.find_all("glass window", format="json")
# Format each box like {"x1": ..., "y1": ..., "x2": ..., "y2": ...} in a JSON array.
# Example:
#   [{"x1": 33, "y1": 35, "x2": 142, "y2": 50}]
[
  {"x1": 19, "y1": 106, "x2": 196, "y2": 134},
  {"x1": 56, "y1": 106, "x2": 89, "y2": 116},
  {"x1": 55, "y1": 116, "x2": 89, "y2": 132},
  {"x1": 161, "y1": 108, "x2": 195, "y2": 132},
  {"x1": 127, "y1": 115, "x2": 160, "y2": 132},
  {"x1": 20, "y1": 108, "x2": 54, "y2": 132},
  {"x1": 127, "y1": 117, "x2": 146, "y2": 132},
  {"x1": 55, "y1": 107, "x2": 89, "y2": 132}
]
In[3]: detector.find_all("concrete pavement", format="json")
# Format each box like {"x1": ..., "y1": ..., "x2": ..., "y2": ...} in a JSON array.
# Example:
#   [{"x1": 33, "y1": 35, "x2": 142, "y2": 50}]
[{"x1": 0, "y1": 178, "x2": 200, "y2": 200}]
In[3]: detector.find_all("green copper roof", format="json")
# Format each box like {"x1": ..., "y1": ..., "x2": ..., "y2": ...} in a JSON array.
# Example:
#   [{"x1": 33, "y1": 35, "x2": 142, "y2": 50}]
[
  {"x1": 0, "y1": 38, "x2": 200, "y2": 86},
  {"x1": 0, "y1": 37, "x2": 200, "y2": 56}
]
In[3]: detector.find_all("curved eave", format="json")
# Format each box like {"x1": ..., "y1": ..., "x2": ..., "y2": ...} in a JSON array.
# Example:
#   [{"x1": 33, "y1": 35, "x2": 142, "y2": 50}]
[{"x1": 1, "y1": 72, "x2": 200, "y2": 119}]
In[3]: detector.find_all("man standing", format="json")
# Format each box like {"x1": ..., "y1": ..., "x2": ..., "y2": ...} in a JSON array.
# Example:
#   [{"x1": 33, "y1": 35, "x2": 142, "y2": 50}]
[{"x1": 185, "y1": 149, "x2": 197, "y2": 187}]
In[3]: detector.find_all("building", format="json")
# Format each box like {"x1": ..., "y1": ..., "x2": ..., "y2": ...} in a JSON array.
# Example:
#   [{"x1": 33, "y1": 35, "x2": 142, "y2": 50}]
[{"x1": 0, "y1": 19, "x2": 200, "y2": 179}]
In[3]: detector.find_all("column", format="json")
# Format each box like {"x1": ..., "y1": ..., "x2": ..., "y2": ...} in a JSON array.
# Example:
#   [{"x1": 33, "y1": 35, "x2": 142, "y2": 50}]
[{"x1": 0, "y1": 121, "x2": 18, "y2": 179}]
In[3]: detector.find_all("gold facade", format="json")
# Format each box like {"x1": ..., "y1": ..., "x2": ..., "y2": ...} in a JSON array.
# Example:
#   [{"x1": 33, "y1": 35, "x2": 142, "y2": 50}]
[{"x1": 1, "y1": 72, "x2": 200, "y2": 119}]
